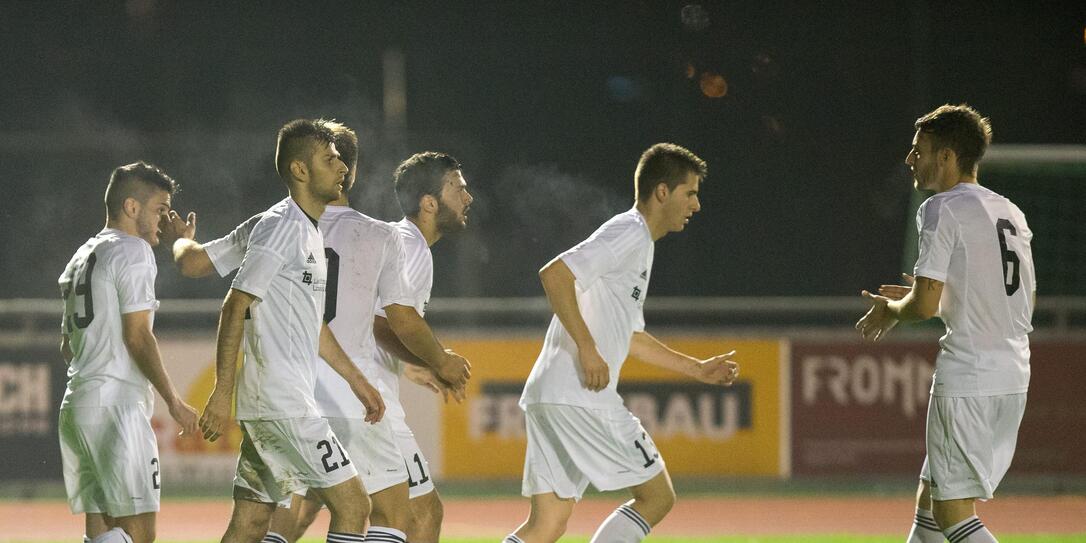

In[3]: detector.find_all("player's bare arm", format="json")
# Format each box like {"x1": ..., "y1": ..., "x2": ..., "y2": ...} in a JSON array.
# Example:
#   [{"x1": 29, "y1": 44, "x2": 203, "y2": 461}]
[
  {"x1": 318, "y1": 322, "x2": 386, "y2": 423},
  {"x1": 381, "y1": 304, "x2": 471, "y2": 387},
  {"x1": 856, "y1": 275, "x2": 943, "y2": 341},
  {"x1": 629, "y1": 331, "x2": 739, "y2": 386},
  {"x1": 121, "y1": 309, "x2": 199, "y2": 436},
  {"x1": 538, "y1": 257, "x2": 609, "y2": 392},
  {"x1": 201, "y1": 287, "x2": 251, "y2": 441}
]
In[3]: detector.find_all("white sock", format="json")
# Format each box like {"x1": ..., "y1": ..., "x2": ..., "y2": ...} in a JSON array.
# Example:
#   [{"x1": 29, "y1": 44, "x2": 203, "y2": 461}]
[
  {"x1": 944, "y1": 515, "x2": 997, "y2": 543},
  {"x1": 326, "y1": 531, "x2": 366, "y2": 543},
  {"x1": 502, "y1": 535, "x2": 525, "y2": 543},
  {"x1": 908, "y1": 508, "x2": 943, "y2": 543},
  {"x1": 263, "y1": 531, "x2": 289, "y2": 543},
  {"x1": 589, "y1": 504, "x2": 651, "y2": 542},
  {"x1": 366, "y1": 526, "x2": 406, "y2": 543},
  {"x1": 90, "y1": 528, "x2": 132, "y2": 543}
]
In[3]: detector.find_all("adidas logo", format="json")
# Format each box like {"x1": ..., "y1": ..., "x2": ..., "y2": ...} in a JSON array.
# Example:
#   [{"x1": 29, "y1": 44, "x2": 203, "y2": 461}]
[
  {"x1": 640, "y1": 270, "x2": 647, "y2": 279},
  {"x1": 306, "y1": 253, "x2": 316, "y2": 264}
]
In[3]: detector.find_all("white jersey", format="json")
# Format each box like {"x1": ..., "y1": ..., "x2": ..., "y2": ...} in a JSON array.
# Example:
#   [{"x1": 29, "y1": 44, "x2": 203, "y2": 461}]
[
  {"x1": 207, "y1": 205, "x2": 413, "y2": 419},
  {"x1": 521, "y1": 208, "x2": 653, "y2": 410},
  {"x1": 373, "y1": 219, "x2": 434, "y2": 421},
  {"x1": 58, "y1": 229, "x2": 159, "y2": 408},
  {"x1": 913, "y1": 183, "x2": 1034, "y2": 397},
  {"x1": 231, "y1": 198, "x2": 328, "y2": 420}
]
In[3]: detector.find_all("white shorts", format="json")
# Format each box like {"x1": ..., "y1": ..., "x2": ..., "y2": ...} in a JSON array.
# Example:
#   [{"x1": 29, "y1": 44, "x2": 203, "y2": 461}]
[
  {"x1": 522, "y1": 403, "x2": 665, "y2": 501},
  {"x1": 58, "y1": 402, "x2": 160, "y2": 517},
  {"x1": 234, "y1": 417, "x2": 358, "y2": 504},
  {"x1": 389, "y1": 413, "x2": 435, "y2": 498},
  {"x1": 920, "y1": 393, "x2": 1027, "y2": 501},
  {"x1": 327, "y1": 417, "x2": 409, "y2": 495}
]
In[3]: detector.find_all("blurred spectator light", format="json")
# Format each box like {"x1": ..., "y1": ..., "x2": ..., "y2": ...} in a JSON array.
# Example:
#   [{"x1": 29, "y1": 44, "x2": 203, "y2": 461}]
[
  {"x1": 607, "y1": 76, "x2": 646, "y2": 103},
  {"x1": 681, "y1": 4, "x2": 710, "y2": 32},
  {"x1": 699, "y1": 72, "x2": 728, "y2": 98}
]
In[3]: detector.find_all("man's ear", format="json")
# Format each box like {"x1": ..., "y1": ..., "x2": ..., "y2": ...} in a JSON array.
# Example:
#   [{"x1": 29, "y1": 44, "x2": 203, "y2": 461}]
[
  {"x1": 420, "y1": 194, "x2": 438, "y2": 214},
  {"x1": 123, "y1": 196, "x2": 141, "y2": 219},
  {"x1": 290, "y1": 160, "x2": 308, "y2": 182},
  {"x1": 654, "y1": 182, "x2": 670, "y2": 203}
]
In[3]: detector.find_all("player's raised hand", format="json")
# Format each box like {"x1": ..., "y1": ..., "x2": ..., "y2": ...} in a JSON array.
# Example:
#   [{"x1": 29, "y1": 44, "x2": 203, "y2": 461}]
[
  {"x1": 158, "y1": 210, "x2": 197, "y2": 247},
  {"x1": 694, "y1": 351, "x2": 740, "y2": 386},
  {"x1": 856, "y1": 290, "x2": 898, "y2": 342},
  {"x1": 168, "y1": 397, "x2": 200, "y2": 437},
  {"x1": 878, "y1": 273, "x2": 914, "y2": 301},
  {"x1": 350, "y1": 377, "x2": 386, "y2": 424},
  {"x1": 437, "y1": 349, "x2": 471, "y2": 388},
  {"x1": 199, "y1": 388, "x2": 231, "y2": 442},
  {"x1": 577, "y1": 346, "x2": 610, "y2": 392}
]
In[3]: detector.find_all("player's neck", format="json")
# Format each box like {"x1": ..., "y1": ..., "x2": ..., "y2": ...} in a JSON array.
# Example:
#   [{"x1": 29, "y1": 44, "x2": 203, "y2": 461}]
[
  {"x1": 635, "y1": 202, "x2": 668, "y2": 241},
  {"x1": 934, "y1": 172, "x2": 979, "y2": 194},
  {"x1": 289, "y1": 190, "x2": 328, "y2": 222},
  {"x1": 104, "y1": 217, "x2": 139, "y2": 238},
  {"x1": 408, "y1": 215, "x2": 441, "y2": 247}
]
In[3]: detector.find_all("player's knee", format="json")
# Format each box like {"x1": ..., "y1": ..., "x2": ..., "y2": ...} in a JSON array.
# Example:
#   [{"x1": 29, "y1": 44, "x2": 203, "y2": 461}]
[
  {"x1": 327, "y1": 492, "x2": 370, "y2": 524},
  {"x1": 425, "y1": 494, "x2": 444, "y2": 525}
]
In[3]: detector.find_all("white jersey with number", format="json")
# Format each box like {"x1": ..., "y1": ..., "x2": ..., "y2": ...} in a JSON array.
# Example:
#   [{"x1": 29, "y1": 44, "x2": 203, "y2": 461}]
[
  {"x1": 913, "y1": 183, "x2": 1034, "y2": 397},
  {"x1": 231, "y1": 197, "x2": 328, "y2": 420},
  {"x1": 207, "y1": 205, "x2": 413, "y2": 419},
  {"x1": 520, "y1": 208, "x2": 653, "y2": 410},
  {"x1": 58, "y1": 228, "x2": 158, "y2": 409},
  {"x1": 314, "y1": 206, "x2": 412, "y2": 419},
  {"x1": 373, "y1": 218, "x2": 433, "y2": 421}
]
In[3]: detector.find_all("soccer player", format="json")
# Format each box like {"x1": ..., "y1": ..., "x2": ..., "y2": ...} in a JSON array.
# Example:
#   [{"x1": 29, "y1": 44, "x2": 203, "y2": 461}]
[
  {"x1": 505, "y1": 143, "x2": 740, "y2": 543},
  {"x1": 168, "y1": 130, "x2": 471, "y2": 543},
  {"x1": 58, "y1": 162, "x2": 200, "y2": 543},
  {"x1": 196, "y1": 119, "x2": 386, "y2": 543},
  {"x1": 367, "y1": 151, "x2": 475, "y2": 542},
  {"x1": 857, "y1": 104, "x2": 1035, "y2": 543}
]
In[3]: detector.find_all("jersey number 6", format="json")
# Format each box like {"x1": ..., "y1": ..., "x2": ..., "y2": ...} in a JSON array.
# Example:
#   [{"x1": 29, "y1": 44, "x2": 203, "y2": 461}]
[{"x1": 995, "y1": 219, "x2": 1020, "y2": 296}]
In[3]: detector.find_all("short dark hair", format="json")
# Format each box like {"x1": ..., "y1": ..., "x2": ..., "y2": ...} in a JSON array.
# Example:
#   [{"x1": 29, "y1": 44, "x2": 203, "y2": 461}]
[
  {"x1": 275, "y1": 118, "x2": 337, "y2": 181},
  {"x1": 393, "y1": 152, "x2": 462, "y2": 217},
  {"x1": 104, "y1": 161, "x2": 178, "y2": 219},
  {"x1": 915, "y1": 104, "x2": 992, "y2": 174},
  {"x1": 634, "y1": 143, "x2": 708, "y2": 202},
  {"x1": 325, "y1": 120, "x2": 359, "y2": 173}
]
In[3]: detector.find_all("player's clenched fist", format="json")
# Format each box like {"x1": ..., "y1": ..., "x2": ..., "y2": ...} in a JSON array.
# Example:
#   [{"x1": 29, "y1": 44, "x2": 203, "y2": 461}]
[
  {"x1": 350, "y1": 377, "x2": 386, "y2": 424},
  {"x1": 437, "y1": 349, "x2": 471, "y2": 388},
  {"x1": 577, "y1": 346, "x2": 610, "y2": 392},
  {"x1": 199, "y1": 388, "x2": 231, "y2": 442},
  {"x1": 694, "y1": 351, "x2": 740, "y2": 386}
]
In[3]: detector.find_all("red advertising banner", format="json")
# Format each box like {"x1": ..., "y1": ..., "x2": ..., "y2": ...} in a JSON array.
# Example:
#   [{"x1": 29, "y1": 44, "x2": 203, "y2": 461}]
[{"x1": 791, "y1": 339, "x2": 1086, "y2": 476}]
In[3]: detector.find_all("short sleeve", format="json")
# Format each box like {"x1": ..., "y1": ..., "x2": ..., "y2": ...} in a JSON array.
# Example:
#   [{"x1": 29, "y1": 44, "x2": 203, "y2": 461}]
[
  {"x1": 560, "y1": 216, "x2": 644, "y2": 288},
  {"x1": 206, "y1": 213, "x2": 261, "y2": 277},
  {"x1": 115, "y1": 244, "x2": 159, "y2": 314},
  {"x1": 375, "y1": 231, "x2": 413, "y2": 309},
  {"x1": 231, "y1": 217, "x2": 291, "y2": 300},
  {"x1": 913, "y1": 198, "x2": 957, "y2": 283}
]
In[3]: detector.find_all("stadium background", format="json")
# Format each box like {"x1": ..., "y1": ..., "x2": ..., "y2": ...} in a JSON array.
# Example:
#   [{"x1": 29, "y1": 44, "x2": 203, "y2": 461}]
[{"x1": 1, "y1": 2, "x2": 1085, "y2": 541}]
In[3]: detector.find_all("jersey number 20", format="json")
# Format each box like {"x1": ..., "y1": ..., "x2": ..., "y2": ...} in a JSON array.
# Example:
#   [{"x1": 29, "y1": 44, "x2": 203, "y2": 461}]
[{"x1": 996, "y1": 219, "x2": 1020, "y2": 296}]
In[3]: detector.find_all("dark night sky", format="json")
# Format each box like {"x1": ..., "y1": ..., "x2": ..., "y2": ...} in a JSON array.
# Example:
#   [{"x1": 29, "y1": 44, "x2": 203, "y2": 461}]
[{"x1": 2, "y1": 1, "x2": 1084, "y2": 299}]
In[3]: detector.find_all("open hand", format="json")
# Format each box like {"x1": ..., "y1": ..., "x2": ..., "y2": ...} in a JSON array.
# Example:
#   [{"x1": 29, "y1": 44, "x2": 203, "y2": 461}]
[
  {"x1": 878, "y1": 273, "x2": 914, "y2": 301},
  {"x1": 856, "y1": 290, "x2": 898, "y2": 341},
  {"x1": 159, "y1": 210, "x2": 197, "y2": 247}
]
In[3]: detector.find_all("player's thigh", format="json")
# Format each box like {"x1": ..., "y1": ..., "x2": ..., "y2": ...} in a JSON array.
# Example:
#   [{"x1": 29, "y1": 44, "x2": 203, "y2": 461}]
[
  {"x1": 62, "y1": 404, "x2": 160, "y2": 518},
  {"x1": 630, "y1": 466, "x2": 676, "y2": 505},
  {"x1": 238, "y1": 418, "x2": 360, "y2": 504},
  {"x1": 527, "y1": 492, "x2": 576, "y2": 526},
  {"x1": 327, "y1": 416, "x2": 408, "y2": 496},
  {"x1": 530, "y1": 404, "x2": 666, "y2": 496},
  {"x1": 926, "y1": 396, "x2": 1015, "y2": 501},
  {"x1": 391, "y1": 420, "x2": 436, "y2": 499},
  {"x1": 311, "y1": 474, "x2": 367, "y2": 514}
]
